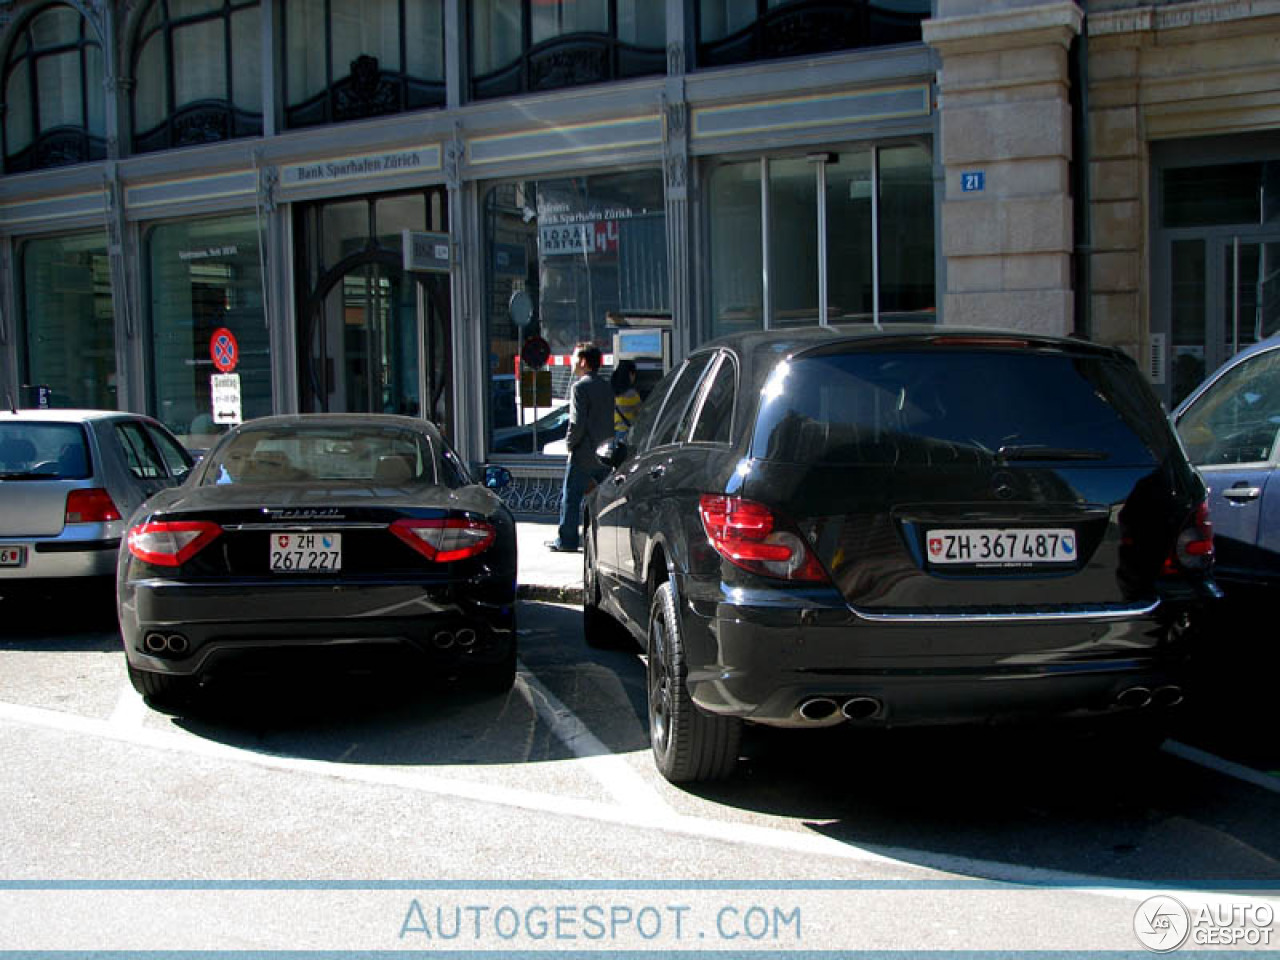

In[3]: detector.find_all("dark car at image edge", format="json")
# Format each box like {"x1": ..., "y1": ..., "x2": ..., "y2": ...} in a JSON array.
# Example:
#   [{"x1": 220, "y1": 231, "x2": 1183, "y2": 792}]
[{"x1": 583, "y1": 325, "x2": 1221, "y2": 783}]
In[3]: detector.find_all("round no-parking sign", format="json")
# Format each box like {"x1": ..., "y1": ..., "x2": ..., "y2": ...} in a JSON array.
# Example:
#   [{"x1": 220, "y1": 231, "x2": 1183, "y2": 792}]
[{"x1": 210, "y1": 327, "x2": 239, "y2": 373}]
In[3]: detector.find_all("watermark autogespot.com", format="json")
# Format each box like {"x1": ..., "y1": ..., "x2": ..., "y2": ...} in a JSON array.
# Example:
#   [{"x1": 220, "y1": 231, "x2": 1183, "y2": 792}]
[
  {"x1": 1134, "y1": 895, "x2": 1274, "y2": 952},
  {"x1": 399, "y1": 899, "x2": 802, "y2": 946}
]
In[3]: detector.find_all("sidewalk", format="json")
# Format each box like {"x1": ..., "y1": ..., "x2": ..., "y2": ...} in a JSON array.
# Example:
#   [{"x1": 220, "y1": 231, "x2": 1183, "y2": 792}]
[{"x1": 514, "y1": 517, "x2": 584, "y2": 604}]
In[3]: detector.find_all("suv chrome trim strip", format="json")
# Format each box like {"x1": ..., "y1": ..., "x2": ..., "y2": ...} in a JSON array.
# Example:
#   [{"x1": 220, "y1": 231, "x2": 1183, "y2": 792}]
[{"x1": 851, "y1": 599, "x2": 1161, "y2": 624}]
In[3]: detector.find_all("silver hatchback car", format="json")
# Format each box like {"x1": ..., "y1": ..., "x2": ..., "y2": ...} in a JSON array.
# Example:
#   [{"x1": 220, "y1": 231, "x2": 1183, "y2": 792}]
[{"x1": 0, "y1": 409, "x2": 193, "y2": 604}]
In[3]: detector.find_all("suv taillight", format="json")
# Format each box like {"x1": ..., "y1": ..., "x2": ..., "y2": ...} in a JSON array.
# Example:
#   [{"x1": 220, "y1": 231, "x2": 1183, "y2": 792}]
[
  {"x1": 127, "y1": 520, "x2": 222, "y2": 567},
  {"x1": 1163, "y1": 500, "x2": 1214, "y2": 575},
  {"x1": 698, "y1": 495, "x2": 829, "y2": 582},
  {"x1": 65, "y1": 488, "x2": 121, "y2": 524},
  {"x1": 390, "y1": 516, "x2": 496, "y2": 563}
]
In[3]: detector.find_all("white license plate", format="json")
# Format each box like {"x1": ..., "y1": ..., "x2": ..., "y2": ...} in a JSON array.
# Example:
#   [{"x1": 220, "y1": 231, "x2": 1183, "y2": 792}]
[
  {"x1": 269, "y1": 533, "x2": 341, "y2": 572},
  {"x1": 0, "y1": 545, "x2": 25, "y2": 567},
  {"x1": 926, "y1": 528, "x2": 1077, "y2": 566}
]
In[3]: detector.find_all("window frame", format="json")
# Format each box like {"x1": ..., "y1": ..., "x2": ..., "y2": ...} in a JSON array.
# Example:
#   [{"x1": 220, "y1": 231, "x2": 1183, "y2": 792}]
[
  {"x1": 280, "y1": 0, "x2": 446, "y2": 130},
  {"x1": 130, "y1": 0, "x2": 263, "y2": 155},
  {"x1": 2, "y1": 3, "x2": 106, "y2": 173},
  {"x1": 468, "y1": 0, "x2": 665, "y2": 102}
]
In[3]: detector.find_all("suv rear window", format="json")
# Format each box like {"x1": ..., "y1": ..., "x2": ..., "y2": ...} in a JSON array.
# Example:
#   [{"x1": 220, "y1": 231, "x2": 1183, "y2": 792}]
[{"x1": 751, "y1": 348, "x2": 1173, "y2": 467}]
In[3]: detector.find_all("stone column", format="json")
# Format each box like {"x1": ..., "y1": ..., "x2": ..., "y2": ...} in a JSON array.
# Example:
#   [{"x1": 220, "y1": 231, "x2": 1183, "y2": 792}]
[
  {"x1": 1083, "y1": 20, "x2": 1143, "y2": 357},
  {"x1": 924, "y1": 2, "x2": 1083, "y2": 335}
]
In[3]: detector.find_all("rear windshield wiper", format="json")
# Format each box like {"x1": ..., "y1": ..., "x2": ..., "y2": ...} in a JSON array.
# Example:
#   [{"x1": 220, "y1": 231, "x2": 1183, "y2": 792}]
[
  {"x1": 996, "y1": 445, "x2": 1108, "y2": 462},
  {"x1": 0, "y1": 471, "x2": 60, "y2": 480}
]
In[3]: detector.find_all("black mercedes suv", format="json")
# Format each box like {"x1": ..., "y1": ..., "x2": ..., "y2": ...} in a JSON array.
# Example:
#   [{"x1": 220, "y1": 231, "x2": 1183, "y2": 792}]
[{"x1": 583, "y1": 326, "x2": 1218, "y2": 783}]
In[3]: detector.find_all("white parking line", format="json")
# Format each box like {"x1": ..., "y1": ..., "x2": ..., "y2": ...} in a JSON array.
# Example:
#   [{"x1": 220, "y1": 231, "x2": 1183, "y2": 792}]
[
  {"x1": 1, "y1": 697, "x2": 1274, "y2": 898},
  {"x1": 1164, "y1": 739, "x2": 1280, "y2": 794},
  {"x1": 515, "y1": 663, "x2": 677, "y2": 818},
  {"x1": 108, "y1": 681, "x2": 148, "y2": 729}
]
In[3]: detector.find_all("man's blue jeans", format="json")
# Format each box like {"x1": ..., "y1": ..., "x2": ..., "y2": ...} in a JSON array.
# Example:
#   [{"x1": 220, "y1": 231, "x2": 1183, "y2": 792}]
[{"x1": 556, "y1": 458, "x2": 607, "y2": 550}]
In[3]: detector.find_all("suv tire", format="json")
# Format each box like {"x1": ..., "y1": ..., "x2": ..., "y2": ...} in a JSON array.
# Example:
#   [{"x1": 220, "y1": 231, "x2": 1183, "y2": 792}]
[
  {"x1": 127, "y1": 664, "x2": 197, "y2": 712},
  {"x1": 647, "y1": 581, "x2": 742, "y2": 783}
]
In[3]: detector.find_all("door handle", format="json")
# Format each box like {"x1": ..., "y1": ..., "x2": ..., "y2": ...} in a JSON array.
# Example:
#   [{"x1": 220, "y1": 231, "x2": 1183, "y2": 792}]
[
  {"x1": 648, "y1": 464, "x2": 666, "y2": 479},
  {"x1": 1222, "y1": 484, "x2": 1262, "y2": 502}
]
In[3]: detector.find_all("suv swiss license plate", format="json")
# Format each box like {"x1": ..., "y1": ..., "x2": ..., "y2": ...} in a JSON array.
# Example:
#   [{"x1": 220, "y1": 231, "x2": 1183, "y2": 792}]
[
  {"x1": 269, "y1": 533, "x2": 341, "y2": 572},
  {"x1": 0, "y1": 545, "x2": 26, "y2": 567},
  {"x1": 927, "y1": 529, "x2": 1076, "y2": 566}
]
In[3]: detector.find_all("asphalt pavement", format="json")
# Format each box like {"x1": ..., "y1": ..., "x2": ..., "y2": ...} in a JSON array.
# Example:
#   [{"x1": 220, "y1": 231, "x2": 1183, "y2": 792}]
[{"x1": 515, "y1": 516, "x2": 584, "y2": 603}]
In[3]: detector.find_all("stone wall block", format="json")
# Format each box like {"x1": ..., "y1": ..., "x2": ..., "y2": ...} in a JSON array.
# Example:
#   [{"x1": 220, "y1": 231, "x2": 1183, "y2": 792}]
[
  {"x1": 1091, "y1": 199, "x2": 1142, "y2": 252},
  {"x1": 1090, "y1": 158, "x2": 1140, "y2": 202},
  {"x1": 942, "y1": 289, "x2": 1073, "y2": 336},
  {"x1": 1090, "y1": 106, "x2": 1140, "y2": 159},
  {"x1": 1090, "y1": 251, "x2": 1140, "y2": 293},
  {"x1": 948, "y1": 253, "x2": 1069, "y2": 292},
  {"x1": 943, "y1": 196, "x2": 1071, "y2": 257},
  {"x1": 1090, "y1": 291, "x2": 1142, "y2": 344},
  {"x1": 943, "y1": 99, "x2": 1071, "y2": 165}
]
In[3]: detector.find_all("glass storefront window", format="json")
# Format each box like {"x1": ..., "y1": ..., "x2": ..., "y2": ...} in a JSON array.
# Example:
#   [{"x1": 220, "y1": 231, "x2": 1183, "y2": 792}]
[
  {"x1": 707, "y1": 143, "x2": 935, "y2": 339},
  {"x1": 826, "y1": 152, "x2": 874, "y2": 322},
  {"x1": 483, "y1": 171, "x2": 668, "y2": 455},
  {"x1": 146, "y1": 215, "x2": 270, "y2": 448},
  {"x1": 709, "y1": 161, "x2": 763, "y2": 339},
  {"x1": 769, "y1": 157, "x2": 819, "y2": 328},
  {"x1": 877, "y1": 143, "x2": 935, "y2": 320},
  {"x1": 19, "y1": 232, "x2": 115, "y2": 409}
]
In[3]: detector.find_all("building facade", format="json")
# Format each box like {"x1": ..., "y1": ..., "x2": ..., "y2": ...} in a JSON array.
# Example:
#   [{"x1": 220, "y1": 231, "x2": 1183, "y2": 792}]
[{"x1": 0, "y1": 0, "x2": 1276, "y2": 511}]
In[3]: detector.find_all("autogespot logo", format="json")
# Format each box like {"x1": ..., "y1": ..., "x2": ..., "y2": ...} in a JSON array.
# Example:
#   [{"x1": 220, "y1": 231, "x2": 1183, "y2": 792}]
[{"x1": 1135, "y1": 895, "x2": 1191, "y2": 952}]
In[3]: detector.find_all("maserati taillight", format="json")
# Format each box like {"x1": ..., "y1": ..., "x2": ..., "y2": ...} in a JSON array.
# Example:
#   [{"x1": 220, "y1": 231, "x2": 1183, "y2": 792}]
[
  {"x1": 390, "y1": 516, "x2": 496, "y2": 563},
  {"x1": 127, "y1": 520, "x2": 222, "y2": 567},
  {"x1": 698, "y1": 495, "x2": 828, "y2": 582}
]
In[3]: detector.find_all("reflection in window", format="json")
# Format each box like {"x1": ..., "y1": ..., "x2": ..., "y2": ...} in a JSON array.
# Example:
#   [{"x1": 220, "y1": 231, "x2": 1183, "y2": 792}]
[
  {"x1": 1170, "y1": 240, "x2": 1206, "y2": 407},
  {"x1": 697, "y1": 0, "x2": 928, "y2": 69},
  {"x1": 3, "y1": 4, "x2": 105, "y2": 173},
  {"x1": 469, "y1": 0, "x2": 664, "y2": 101},
  {"x1": 1163, "y1": 162, "x2": 1280, "y2": 229},
  {"x1": 709, "y1": 162, "x2": 763, "y2": 338},
  {"x1": 708, "y1": 143, "x2": 934, "y2": 340},
  {"x1": 132, "y1": 0, "x2": 262, "y2": 154},
  {"x1": 19, "y1": 232, "x2": 116, "y2": 409},
  {"x1": 483, "y1": 172, "x2": 669, "y2": 454},
  {"x1": 283, "y1": 0, "x2": 444, "y2": 129},
  {"x1": 294, "y1": 190, "x2": 449, "y2": 422},
  {"x1": 146, "y1": 215, "x2": 270, "y2": 447}
]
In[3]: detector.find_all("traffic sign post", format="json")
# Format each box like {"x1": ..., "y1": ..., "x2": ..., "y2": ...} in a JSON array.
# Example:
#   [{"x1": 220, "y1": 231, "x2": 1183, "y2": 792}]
[{"x1": 210, "y1": 328, "x2": 239, "y2": 373}]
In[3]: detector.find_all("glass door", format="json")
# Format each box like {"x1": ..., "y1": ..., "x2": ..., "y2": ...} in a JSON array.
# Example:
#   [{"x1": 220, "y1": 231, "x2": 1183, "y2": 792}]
[
  {"x1": 306, "y1": 260, "x2": 418, "y2": 415},
  {"x1": 1221, "y1": 237, "x2": 1280, "y2": 361}
]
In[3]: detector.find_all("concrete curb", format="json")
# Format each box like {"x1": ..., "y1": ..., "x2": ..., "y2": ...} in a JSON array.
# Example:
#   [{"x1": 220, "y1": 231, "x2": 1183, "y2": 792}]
[{"x1": 518, "y1": 583, "x2": 584, "y2": 604}]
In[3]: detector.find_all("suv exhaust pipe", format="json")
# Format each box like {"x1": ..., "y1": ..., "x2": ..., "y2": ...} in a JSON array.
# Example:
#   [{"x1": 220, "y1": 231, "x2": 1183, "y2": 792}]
[
  {"x1": 1116, "y1": 686, "x2": 1152, "y2": 709},
  {"x1": 797, "y1": 697, "x2": 839, "y2": 722},
  {"x1": 841, "y1": 696, "x2": 883, "y2": 721}
]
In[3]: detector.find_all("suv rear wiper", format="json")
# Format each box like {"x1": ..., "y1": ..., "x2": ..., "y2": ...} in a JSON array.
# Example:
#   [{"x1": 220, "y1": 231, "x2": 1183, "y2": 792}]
[
  {"x1": 0, "y1": 471, "x2": 59, "y2": 480},
  {"x1": 996, "y1": 445, "x2": 1108, "y2": 462}
]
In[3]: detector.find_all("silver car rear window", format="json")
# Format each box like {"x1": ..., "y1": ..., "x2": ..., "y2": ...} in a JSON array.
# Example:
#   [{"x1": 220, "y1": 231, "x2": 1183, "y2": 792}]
[{"x1": 0, "y1": 423, "x2": 90, "y2": 479}]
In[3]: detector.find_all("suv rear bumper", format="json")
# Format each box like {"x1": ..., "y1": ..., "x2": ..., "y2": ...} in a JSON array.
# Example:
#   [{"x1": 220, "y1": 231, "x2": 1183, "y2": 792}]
[{"x1": 682, "y1": 581, "x2": 1197, "y2": 728}]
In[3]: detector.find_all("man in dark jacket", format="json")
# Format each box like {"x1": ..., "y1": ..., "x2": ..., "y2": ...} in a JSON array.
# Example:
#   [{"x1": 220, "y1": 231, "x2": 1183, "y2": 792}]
[{"x1": 548, "y1": 342, "x2": 614, "y2": 552}]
